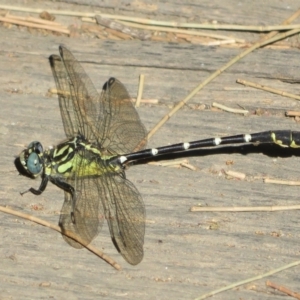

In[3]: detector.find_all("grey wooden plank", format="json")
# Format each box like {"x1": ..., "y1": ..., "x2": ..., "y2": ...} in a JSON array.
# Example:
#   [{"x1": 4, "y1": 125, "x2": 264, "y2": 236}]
[
  {"x1": 62, "y1": 0, "x2": 299, "y2": 24},
  {"x1": 0, "y1": 4, "x2": 300, "y2": 299},
  {"x1": 1, "y1": 28, "x2": 300, "y2": 112},
  {"x1": 56, "y1": 0, "x2": 300, "y2": 42}
]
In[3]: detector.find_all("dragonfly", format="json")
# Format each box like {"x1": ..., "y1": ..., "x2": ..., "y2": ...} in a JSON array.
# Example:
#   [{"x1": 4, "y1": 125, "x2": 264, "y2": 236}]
[{"x1": 15, "y1": 45, "x2": 300, "y2": 265}]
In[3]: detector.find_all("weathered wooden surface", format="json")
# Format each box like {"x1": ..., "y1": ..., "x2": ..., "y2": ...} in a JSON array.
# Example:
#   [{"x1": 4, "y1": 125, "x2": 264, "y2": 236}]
[{"x1": 0, "y1": 1, "x2": 300, "y2": 299}]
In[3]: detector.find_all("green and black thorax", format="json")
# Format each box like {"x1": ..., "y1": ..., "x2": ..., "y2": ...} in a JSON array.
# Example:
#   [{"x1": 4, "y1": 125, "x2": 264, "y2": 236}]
[{"x1": 16, "y1": 134, "x2": 123, "y2": 182}]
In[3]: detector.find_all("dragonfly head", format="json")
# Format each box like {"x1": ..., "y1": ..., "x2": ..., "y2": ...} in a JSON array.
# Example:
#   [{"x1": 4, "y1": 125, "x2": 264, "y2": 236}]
[{"x1": 15, "y1": 141, "x2": 44, "y2": 178}]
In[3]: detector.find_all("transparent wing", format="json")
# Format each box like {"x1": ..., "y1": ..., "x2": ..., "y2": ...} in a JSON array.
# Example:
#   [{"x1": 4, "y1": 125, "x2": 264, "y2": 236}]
[
  {"x1": 59, "y1": 176, "x2": 104, "y2": 248},
  {"x1": 50, "y1": 45, "x2": 146, "y2": 262},
  {"x1": 97, "y1": 78, "x2": 147, "y2": 153},
  {"x1": 100, "y1": 173, "x2": 145, "y2": 265},
  {"x1": 52, "y1": 45, "x2": 147, "y2": 154},
  {"x1": 49, "y1": 54, "x2": 78, "y2": 138}
]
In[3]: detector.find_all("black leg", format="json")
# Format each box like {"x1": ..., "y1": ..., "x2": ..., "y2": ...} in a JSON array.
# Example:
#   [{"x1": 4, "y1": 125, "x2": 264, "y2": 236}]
[
  {"x1": 50, "y1": 177, "x2": 77, "y2": 224},
  {"x1": 20, "y1": 175, "x2": 49, "y2": 196}
]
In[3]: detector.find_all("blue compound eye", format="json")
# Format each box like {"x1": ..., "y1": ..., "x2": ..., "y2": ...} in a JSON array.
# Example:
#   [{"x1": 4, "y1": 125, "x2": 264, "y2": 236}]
[{"x1": 27, "y1": 152, "x2": 42, "y2": 174}]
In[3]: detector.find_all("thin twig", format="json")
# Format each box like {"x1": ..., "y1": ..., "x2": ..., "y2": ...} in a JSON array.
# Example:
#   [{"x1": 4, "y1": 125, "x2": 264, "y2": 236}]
[
  {"x1": 135, "y1": 74, "x2": 145, "y2": 107},
  {"x1": 131, "y1": 98, "x2": 158, "y2": 104},
  {"x1": 3, "y1": 5, "x2": 300, "y2": 32},
  {"x1": 266, "y1": 280, "x2": 300, "y2": 299},
  {"x1": 148, "y1": 159, "x2": 196, "y2": 170},
  {"x1": 142, "y1": 23, "x2": 300, "y2": 32},
  {"x1": 118, "y1": 21, "x2": 245, "y2": 43},
  {"x1": 224, "y1": 170, "x2": 246, "y2": 180},
  {"x1": 286, "y1": 111, "x2": 300, "y2": 117},
  {"x1": 83, "y1": 16, "x2": 245, "y2": 43},
  {"x1": 48, "y1": 88, "x2": 71, "y2": 96},
  {"x1": 0, "y1": 205, "x2": 121, "y2": 270},
  {"x1": 212, "y1": 102, "x2": 249, "y2": 115},
  {"x1": 181, "y1": 162, "x2": 197, "y2": 170},
  {"x1": 148, "y1": 159, "x2": 189, "y2": 167},
  {"x1": 0, "y1": 16, "x2": 70, "y2": 34},
  {"x1": 237, "y1": 79, "x2": 300, "y2": 101},
  {"x1": 203, "y1": 39, "x2": 237, "y2": 46},
  {"x1": 0, "y1": 5, "x2": 97, "y2": 17},
  {"x1": 194, "y1": 260, "x2": 300, "y2": 300},
  {"x1": 264, "y1": 178, "x2": 300, "y2": 185},
  {"x1": 5, "y1": 13, "x2": 65, "y2": 27},
  {"x1": 190, "y1": 204, "x2": 300, "y2": 212}
]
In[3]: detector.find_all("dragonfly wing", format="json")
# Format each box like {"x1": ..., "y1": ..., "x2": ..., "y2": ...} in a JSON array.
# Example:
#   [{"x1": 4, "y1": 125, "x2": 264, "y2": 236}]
[
  {"x1": 50, "y1": 45, "x2": 146, "y2": 260},
  {"x1": 98, "y1": 78, "x2": 147, "y2": 153},
  {"x1": 51, "y1": 46, "x2": 103, "y2": 141},
  {"x1": 59, "y1": 177, "x2": 104, "y2": 248},
  {"x1": 49, "y1": 54, "x2": 78, "y2": 138},
  {"x1": 57, "y1": 46, "x2": 147, "y2": 153},
  {"x1": 100, "y1": 173, "x2": 145, "y2": 265}
]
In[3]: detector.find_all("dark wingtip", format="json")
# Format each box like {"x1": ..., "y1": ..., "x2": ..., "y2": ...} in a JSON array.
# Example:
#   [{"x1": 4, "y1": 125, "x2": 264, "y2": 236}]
[
  {"x1": 49, "y1": 45, "x2": 65, "y2": 64},
  {"x1": 103, "y1": 77, "x2": 116, "y2": 90},
  {"x1": 49, "y1": 54, "x2": 61, "y2": 67},
  {"x1": 58, "y1": 45, "x2": 64, "y2": 57},
  {"x1": 49, "y1": 55, "x2": 55, "y2": 67}
]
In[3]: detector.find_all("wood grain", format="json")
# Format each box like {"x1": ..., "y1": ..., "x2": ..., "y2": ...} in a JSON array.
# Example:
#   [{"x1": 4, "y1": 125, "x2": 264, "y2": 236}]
[{"x1": 0, "y1": 1, "x2": 300, "y2": 299}]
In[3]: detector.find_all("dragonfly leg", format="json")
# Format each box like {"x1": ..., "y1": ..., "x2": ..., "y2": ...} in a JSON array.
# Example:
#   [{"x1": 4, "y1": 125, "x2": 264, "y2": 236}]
[
  {"x1": 20, "y1": 175, "x2": 49, "y2": 196},
  {"x1": 50, "y1": 177, "x2": 77, "y2": 223}
]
